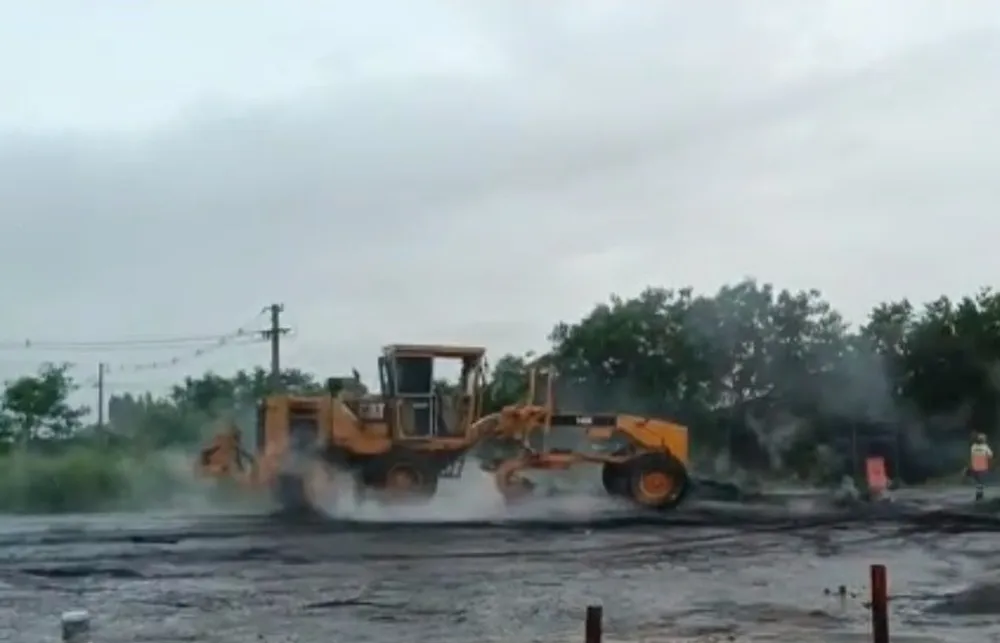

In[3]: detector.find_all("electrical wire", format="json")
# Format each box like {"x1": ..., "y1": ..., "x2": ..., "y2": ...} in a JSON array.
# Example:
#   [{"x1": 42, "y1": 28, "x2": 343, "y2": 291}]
[
  {"x1": 95, "y1": 333, "x2": 299, "y2": 392},
  {"x1": 0, "y1": 308, "x2": 285, "y2": 388},
  {"x1": 0, "y1": 334, "x2": 260, "y2": 351},
  {"x1": 88, "y1": 334, "x2": 284, "y2": 389},
  {"x1": 87, "y1": 337, "x2": 271, "y2": 386},
  {"x1": 0, "y1": 309, "x2": 273, "y2": 352}
]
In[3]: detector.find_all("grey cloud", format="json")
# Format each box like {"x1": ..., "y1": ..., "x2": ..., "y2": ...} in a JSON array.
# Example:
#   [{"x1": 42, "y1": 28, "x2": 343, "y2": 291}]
[{"x1": 0, "y1": 1, "x2": 999, "y2": 392}]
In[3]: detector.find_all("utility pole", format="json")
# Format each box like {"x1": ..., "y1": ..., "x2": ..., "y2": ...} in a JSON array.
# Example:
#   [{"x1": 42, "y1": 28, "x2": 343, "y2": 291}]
[
  {"x1": 261, "y1": 303, "x2": 290, "y2": 392},
  {"x1": 96, "y1": 362, "x2": 106, "y2": 429}
]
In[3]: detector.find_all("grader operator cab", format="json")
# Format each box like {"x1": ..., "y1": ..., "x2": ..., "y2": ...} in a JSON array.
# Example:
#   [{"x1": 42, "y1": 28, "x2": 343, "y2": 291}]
[{"x1": 197, "y1": 343, "x2": 692, "y2": 513}]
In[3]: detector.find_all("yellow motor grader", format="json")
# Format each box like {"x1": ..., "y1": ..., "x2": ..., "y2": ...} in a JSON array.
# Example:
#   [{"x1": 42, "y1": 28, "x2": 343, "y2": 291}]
[{"x1": 197, "y1": 343, "x2": 692, "y2": 512}]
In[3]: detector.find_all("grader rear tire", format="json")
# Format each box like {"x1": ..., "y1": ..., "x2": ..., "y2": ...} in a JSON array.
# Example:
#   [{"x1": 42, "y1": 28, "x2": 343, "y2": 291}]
[
  {"x1": 364, "y1": 453, "x2": 440, "y2": 502},
  {"x1": 274, "y1": 473, "x2": 312, "y2": 515},
  {"x1": 626, "y1": 453, "x2": 690, "y2": 511}
]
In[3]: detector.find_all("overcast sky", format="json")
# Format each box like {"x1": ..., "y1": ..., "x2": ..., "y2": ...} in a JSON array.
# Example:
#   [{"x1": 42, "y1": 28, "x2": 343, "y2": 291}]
[{"x1": 1, "y1": 0, "x2": 999, "y2": 399}]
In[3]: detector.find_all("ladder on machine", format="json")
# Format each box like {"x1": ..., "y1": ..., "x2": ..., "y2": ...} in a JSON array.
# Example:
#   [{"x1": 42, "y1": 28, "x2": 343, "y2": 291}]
[{"x1": 524, "y1": 366, "x2": 556, "y2": 454}]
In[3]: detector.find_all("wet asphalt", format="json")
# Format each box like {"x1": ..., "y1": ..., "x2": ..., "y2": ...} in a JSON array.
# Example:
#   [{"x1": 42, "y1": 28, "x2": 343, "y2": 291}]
[{"x1": 1, "y1": 485, "x2": 999, "y2": 643}]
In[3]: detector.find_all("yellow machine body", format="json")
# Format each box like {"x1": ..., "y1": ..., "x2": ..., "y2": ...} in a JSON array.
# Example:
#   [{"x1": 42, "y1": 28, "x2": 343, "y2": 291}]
[{"x1": 197, "y1": 344, "x2": 692, "y2": 512}]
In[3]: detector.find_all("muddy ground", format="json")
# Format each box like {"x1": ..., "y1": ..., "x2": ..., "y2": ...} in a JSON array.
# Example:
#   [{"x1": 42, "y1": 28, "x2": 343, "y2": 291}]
[{"x1": 2, "y1": 485, "x2": 1000, "y2": 643}]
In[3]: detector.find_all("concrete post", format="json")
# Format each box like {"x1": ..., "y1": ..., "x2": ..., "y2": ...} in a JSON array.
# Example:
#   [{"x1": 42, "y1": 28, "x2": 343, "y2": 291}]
[{"x1": 61, "y1": 610, "x2": 90, "y2": 643}]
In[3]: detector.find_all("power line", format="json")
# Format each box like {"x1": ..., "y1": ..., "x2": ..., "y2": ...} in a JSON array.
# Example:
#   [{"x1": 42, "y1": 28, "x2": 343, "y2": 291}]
[
  {"x1": 0, "y1": 308, "x2": 295, "y2": 397},
  {"x1": 93, "y1": 303, "x2": 293, "y2": 393},
  {"x1": 89, "y1": 336, "x2": 271, "y2": 384},
  {"x1": 0, "y1": 310, "x2": 274, "y2": 352},
  {"x1": 0, "y1": 334, "x2": 260, "y2": 351},
  {"x1": 0, "y1": 305, "x2": 296, "y2": 432},
  {"x1": 87, "y1": 345, "x2": 272, "y2": 390}
]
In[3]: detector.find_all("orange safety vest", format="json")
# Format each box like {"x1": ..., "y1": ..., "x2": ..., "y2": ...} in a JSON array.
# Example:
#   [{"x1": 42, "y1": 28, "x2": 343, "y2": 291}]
[
  {"x1": 865, "y1": 456, "x2": 888, "y2": 492},
  {"x1": 971, "y1": 446, "x2": 991, "y2": 473}
]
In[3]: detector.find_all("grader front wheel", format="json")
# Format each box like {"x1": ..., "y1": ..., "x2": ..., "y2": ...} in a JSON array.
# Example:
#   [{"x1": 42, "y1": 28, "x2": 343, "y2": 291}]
[
  {"x1": 275, "y1": 473, "x2": 310, "y2": 513},
  {"x1": 601, "y1": 463, "x2": 629, "y2": 496},
  {"x1": 494, "y1": 459, "x2": 536, "y2": 503},
  {"x1": 626, "y1": 453, "x2": 690, "y2": 511}
]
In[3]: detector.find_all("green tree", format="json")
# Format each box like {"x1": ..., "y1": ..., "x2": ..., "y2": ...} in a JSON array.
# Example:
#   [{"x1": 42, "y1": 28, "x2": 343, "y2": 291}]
[
  {"x1": 7, "y1": 277, "x2": 1000, "y2": 499},
  {"x1": 484, "y1": 353, "x2": 532, "y2": 411},
  {"x1": 0, "y1": 363, "x2": 88, "y2": 445},
  {"x1": 549, "y1": 287, "x2": 711, "y2": 418},
  {"x1": 544, "y1": 280, "x2": 854, "y2": 466},
  {"x1": 895, "y1": 289, "x2": 1000, "y2": 434}
]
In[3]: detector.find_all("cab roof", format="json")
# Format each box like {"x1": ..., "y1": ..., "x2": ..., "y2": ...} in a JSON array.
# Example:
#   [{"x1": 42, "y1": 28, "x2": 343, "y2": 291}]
[{"x1": 382, "y1": 343, "x2": 486, "y2": 360}]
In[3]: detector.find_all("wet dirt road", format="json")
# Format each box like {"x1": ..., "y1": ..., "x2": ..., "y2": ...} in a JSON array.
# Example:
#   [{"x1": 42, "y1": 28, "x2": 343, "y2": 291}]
[{"x1": 1, "y1": 488, "x2": 999, "y2": 643}]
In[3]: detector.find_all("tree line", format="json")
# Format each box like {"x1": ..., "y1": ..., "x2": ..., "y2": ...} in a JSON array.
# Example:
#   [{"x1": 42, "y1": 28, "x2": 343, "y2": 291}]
[{"x1": 4, "y1": 278, "x2": 1000, "y2": 484}]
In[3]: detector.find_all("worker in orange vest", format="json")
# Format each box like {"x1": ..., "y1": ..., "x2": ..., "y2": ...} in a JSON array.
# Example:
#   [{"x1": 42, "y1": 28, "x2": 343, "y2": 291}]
[{"x1": 969, "y1": 433, "x2": 993, "y2": 501}]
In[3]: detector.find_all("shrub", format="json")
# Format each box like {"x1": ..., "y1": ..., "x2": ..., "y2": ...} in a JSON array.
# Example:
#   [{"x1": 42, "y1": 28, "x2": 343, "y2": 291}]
[{"x1": 0, "y1": 448, "x2": 129, "y2": 513}]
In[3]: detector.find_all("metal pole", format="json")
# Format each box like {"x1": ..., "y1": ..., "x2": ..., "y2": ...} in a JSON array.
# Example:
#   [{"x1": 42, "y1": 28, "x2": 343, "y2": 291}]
[
  {"x1": 261, "y1": 303, "x2": 289, "y2": 393},
  {"x1": 61, "y1": 610, "x2": 90, "y2": 642},
  {"x1": 870, "y1": 564, "x2": 889, "y2": 643},
  {"x1": 585, "y1": 605, "x2": 602, "y2": 643},
  {"x1": 96, "y1": 363, "x2": 105, "y2": 429}
]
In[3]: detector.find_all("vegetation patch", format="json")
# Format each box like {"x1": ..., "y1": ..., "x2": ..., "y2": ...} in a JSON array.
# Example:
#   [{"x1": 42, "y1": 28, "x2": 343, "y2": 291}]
[{"x1": 2, "y1": 278, "x2": 997, "y2": 513}]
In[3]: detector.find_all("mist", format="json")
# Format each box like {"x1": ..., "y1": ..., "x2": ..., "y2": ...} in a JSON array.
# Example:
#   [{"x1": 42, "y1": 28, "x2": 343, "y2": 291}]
[
  {"x1": 305, "y1": 464, "x2": 629, "y2": 523},
  {"x1": 1, "y1": 3, "x2": 999, "y2": 399}
]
